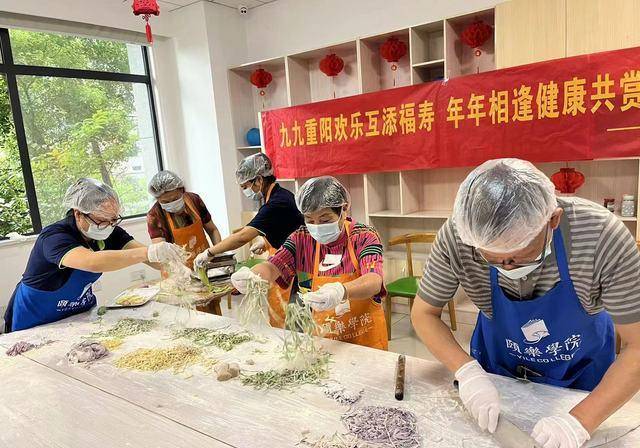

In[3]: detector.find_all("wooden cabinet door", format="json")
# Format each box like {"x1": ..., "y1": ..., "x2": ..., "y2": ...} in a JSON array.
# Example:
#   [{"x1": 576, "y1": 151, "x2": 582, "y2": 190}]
[
  {"x1": 567, "y1": 0, "x2": 640, "y2": 56},
  {"x1": 495, "y1": 0, "x2": 567, "y2": 68}
]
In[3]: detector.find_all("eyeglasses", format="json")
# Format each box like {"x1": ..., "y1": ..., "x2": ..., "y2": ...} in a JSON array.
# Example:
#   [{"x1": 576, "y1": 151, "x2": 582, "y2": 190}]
[
  {"x1": 472, "y1": 225, "x2": 550, "y2": 268},
  {"x1": 83, "y1": 213, "x2": 123, "y2": 230}
]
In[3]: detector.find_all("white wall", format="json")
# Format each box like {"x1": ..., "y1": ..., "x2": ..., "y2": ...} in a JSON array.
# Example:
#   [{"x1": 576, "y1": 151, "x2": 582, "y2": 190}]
[{"x1": 243, "y1": 0, "x2": 503, "y2": 61}]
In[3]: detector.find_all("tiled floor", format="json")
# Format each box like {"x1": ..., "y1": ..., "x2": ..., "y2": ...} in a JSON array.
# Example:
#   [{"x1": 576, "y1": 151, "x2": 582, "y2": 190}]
[{"x1": 221, "y1": 302, "x2": 473, "y2": 362}]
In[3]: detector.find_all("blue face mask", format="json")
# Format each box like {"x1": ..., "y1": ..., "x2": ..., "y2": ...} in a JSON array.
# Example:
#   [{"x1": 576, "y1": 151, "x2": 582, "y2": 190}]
[
  {"x1": 307, "y1": 220, "x2": 342, "y2": 244},
  {"x1": 160, "y1": 196, "x2": 185, "y2": 213},
  {"x1": 242, "y1": 180, "x2": 263, "y2": 202}
]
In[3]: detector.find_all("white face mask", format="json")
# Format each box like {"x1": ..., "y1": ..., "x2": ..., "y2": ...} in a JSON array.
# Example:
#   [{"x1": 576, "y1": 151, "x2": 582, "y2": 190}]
[
  {"x1": 495, "y1": 232, "x2": 553, "y2": 280},
  {"x1": 160, "y1": 196, "x2": 185, "y2": 213},
  {"x1": 242, "y1": 187, "x2": 254, "y2": 198},
  {"x1": 82, "y1": 222, "x2": 115, "y2": 241},
  {"x1": 307, "y1": 220, "x2": 342, "y2": 245}
]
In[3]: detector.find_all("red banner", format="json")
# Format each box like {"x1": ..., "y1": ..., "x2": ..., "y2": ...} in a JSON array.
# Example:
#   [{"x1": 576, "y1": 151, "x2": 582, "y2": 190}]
[{"x1": 263, "y1": 46, "x2": 640, "y2": 179}]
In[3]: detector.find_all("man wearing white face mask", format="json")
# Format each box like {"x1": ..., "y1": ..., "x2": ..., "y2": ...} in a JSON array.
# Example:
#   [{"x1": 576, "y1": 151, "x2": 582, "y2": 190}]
[
  {"x1": 411, "y1": 159, "x2": 640, "y2": 448},
  {"x1": 5, "y1": 178, "x2": 185, "y2": 332},
  {"x1": 147, "y1": 170, "x2": 221, "y2": 269},
  {"x1": 231, "y1": 176, "x2": 388, "y2": 349},
  {"x1": 195, "y1": 153, "x2": 304, "y2": 328}
]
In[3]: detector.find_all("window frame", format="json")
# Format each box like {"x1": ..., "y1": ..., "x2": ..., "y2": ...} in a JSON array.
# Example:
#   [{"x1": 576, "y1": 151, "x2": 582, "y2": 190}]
[{"x1": 0, "y1": 28, "x2": 163, "y2": 236}]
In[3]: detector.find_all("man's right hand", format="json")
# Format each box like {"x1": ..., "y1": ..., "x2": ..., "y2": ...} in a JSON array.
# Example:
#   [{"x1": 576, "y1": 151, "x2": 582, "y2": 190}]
[{"x1": 454, "y1": 359, "x2": 501, "y2": 433}]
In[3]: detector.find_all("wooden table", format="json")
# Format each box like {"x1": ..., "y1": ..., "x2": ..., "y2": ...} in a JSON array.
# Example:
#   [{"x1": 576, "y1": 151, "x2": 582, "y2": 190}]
[{"x1": 2, "y1": 302, "x2": 640, "y2": 448}]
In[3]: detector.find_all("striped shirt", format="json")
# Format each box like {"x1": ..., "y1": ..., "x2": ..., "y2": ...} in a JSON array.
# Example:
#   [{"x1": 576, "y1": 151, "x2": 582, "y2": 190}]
[
  {"x1": 418, "y1": 197, "x2": 640, "y2": 325},
  {"x1": 269, "y1": 219, "x2": 385, "y2": 301}
]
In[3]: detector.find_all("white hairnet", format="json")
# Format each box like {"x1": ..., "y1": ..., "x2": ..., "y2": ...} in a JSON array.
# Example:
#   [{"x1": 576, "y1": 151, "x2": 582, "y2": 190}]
[
  {"x1": 63, "y1": 178, "x2": 123, "y2": 217},
  {"x1": 296, "y1": 176, "x2": 351, "y2": 214},
  {"x1": 236, "y1": 153, "x2": 274, "y2": 185},
  {"x1": 148, "y1": 170, "x2": 184, "y2": 198},
  {"x1": 453, "y1": 158, "x2": 557, "y2": 252}
]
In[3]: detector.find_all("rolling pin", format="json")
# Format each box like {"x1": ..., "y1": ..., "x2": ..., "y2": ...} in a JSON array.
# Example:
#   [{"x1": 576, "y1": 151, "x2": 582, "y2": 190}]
[{"x1": 395, "y1": 354, "x2": 406, "y2": 400}]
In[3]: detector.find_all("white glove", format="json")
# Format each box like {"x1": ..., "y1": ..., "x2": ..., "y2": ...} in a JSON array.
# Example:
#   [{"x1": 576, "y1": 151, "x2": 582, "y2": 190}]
[
  {"x1": 194, "y1": 248, "x2": 213, "y2": 269},
  {"x1": 147, "y1": 242, "x2": 184, "y2": 264},
  {"x1": 455, "y1": 360, "x2": 500, "y2": 433},
  {"x1": 302, "y1": 282, "x2": 345, "y2": 312},
  {"x1": 230, "y1": 266, "x2": 263, "y2": 294},
  {"x1": 532, "y1": 414, "x2": 590, "y2": 448},
  {"x1": 250, "y1": 237, "x2": 267, "y2": 256}
]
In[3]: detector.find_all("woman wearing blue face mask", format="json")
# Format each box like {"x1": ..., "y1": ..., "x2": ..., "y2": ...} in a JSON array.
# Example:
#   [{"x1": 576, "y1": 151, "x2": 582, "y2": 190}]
[
  {"x1": 231, "y1": 176, "x2": 388, "y2": 349},
  {"x1": 147, "y1": 170, "x2": 221, "y2": 269},
  {"x1": 5, "y1": 178, "x2": 185, "y2": 332}
]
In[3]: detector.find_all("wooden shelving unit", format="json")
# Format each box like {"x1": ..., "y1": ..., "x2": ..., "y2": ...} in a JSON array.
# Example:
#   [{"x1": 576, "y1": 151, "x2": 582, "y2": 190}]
[{"x1": 228, "y1": 2, "x2": 640, "y2": 272}]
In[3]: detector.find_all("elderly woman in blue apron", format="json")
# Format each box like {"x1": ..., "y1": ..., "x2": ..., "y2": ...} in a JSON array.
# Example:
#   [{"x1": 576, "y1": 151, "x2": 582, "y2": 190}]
[
  {"x1": 411, "y1": 159, "x2": 640, "y2": 448},
  {"x1": 5, "y1": 178, "x2": 185, "y2": 332}
]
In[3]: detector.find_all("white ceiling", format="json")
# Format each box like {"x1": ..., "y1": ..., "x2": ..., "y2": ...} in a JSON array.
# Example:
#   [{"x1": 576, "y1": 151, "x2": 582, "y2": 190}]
[{"x1": 155, "y1": 0, "x2": 278, "y2": 12}]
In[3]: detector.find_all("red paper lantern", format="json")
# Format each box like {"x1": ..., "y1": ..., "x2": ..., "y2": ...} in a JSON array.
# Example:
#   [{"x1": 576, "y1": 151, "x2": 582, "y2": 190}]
[
  {"x1": 380, "y1": 36, "x2": 407, "y2": 71},
  {"x1": 551, "y1": 167, "x2": 585, "y2": 194},
  {"x1": 319, "y1": 53, "x2": 344, "y2": 77},
  {"x1": 132, "y1": 0, "x2": 160, "y2": 44},
  {"x1": 461, "y1": 20, "x2": 493, "y2": 56},
  {"x1": 250, "y1": 68, "x2": 273, "y2": 96}
]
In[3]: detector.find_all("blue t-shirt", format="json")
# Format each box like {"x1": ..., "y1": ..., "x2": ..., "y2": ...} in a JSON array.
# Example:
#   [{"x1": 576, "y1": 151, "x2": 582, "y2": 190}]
[
  {"x1": 247, "y1": 183, "x2": 304, "y2": 249},
  {"x1": 20, "y1": 213, "x2": 134, "y2": 292}
]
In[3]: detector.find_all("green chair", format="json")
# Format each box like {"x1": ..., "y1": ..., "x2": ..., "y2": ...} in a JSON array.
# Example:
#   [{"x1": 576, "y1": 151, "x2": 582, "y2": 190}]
[{"x1": 385, "y1": 233, "x2": 457, "y2": 340}]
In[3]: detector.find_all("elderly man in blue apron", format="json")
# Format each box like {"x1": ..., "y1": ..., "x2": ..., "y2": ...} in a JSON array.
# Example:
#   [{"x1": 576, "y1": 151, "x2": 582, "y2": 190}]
[
  {"x1": 5, "y1": 178, "x2": 185, "y2": 332},
  {"x1": 411, "y1": 159, "x2": 640, "y2": 448}
]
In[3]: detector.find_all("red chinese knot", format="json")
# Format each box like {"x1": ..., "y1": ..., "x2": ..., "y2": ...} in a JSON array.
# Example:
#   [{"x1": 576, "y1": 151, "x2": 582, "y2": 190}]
[
  {"x1": 551, "y1": 167, "x2": 585, "y2": 194},
  {"x1": 319, "y1": 53, "x2": 344, "y2": 77},
  {"x1": 461, "y1": 20, "x2": 493, "y2": 55},
  {"x1": 250, "y1": 68, "x2": 273, "y2": 96},
  {"x1": 132, "y1": 0, "x2": 160, "y2": 44}
]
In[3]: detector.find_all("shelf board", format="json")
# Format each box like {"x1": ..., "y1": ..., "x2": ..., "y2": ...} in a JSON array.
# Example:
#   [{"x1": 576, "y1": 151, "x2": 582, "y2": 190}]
[
  {"x1": 412, "y1": 59, "x2": 445, "y2": 68},
  {"x1": 237, "y1": 146, "x2": 262, "y2": 151},
  {"x1": 369, "y1": 210, "x2": 451, "y2": 219},
  {"x1": 368, "y1": 210, "x2": 403, "y2": 218},
  {"x1": 616, "y1": 214, "x2": 638, "y2": 222}
]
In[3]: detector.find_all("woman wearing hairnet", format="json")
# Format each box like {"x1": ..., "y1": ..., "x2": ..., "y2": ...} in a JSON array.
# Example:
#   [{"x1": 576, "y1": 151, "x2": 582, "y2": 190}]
[
  {"x1": 230, "y1": 176, "x2": 388, "y2": 349},
  {"x1": 195, "y1": 153, "x2": 304, "y2": 328},
  {"x1": 4, "y1": 178, "x2": 185, "y2": 332},
  {"x1": 412, "y1": 159, "x2": 640, "y2": 448},
  {"x1": 146, "y1": 170, "x2": 221, "y2": 268}
]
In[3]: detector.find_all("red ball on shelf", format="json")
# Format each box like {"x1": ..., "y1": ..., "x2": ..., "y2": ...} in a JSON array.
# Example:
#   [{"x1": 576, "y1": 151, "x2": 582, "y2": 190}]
[
  {"x1": 380, "y1": 36, "x2": 408, "y2": 63},
  {"x1": 551, "y1": 167, "x2": 585, "y2": 194},
  {"x1": 250, "y1": 68, "x2": 273, "y2": 90},
  {"x1": 461, "y1": 19, "x2": 493, "y2": 55},
  {"x1": 319, "y1": 53, "x2": 344, "y2": 77}
]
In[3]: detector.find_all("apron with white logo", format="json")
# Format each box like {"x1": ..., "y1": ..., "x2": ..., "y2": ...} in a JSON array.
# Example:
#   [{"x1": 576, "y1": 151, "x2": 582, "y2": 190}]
[{"x1": 470, "y1": 228, "x2": 615, "y2": 391}]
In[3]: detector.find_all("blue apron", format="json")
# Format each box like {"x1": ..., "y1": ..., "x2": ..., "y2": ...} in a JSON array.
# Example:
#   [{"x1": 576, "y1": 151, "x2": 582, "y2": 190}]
[
  {"x1": 470, "y1": 228, "x2": 615, "y2": 391},
  {"x1": 11, "y1": 268, "x2": 101, "y2": 332}
]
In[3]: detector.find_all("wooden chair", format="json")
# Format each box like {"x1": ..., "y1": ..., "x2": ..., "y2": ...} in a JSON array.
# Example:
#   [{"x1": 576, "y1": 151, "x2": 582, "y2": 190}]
[{"x1": 385, "y1": 232, "x2": 457, "y2": 340}]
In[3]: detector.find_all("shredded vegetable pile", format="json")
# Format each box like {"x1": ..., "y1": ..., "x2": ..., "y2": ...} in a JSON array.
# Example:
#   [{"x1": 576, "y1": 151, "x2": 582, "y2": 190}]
[
  {"x1": 92, "y1": 318, "x2": 156, "y2": 339},
  {"x1": 100, "y1": 338, "x2": 124, "y2": 351},
  {"x1": 341, "y1": 406, "x2": 421, "y2": 448},
  {"x1": 172, "y1": 327, "x2": 252, "y2": 351},
  {"x1": 241, "y1": 358, "x2": 329, "y2": 390},
  {"x1": 114, "y1": 345, "x2": 203, "y2": 373}
]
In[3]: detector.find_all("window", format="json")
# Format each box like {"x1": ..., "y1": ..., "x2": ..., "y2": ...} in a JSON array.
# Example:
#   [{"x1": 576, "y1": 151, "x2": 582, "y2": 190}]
[{"x1": 0, "y1": 29, "x2": 162, "y2": 237}]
